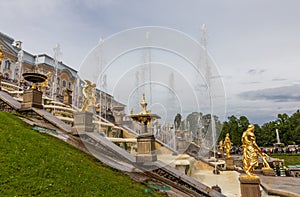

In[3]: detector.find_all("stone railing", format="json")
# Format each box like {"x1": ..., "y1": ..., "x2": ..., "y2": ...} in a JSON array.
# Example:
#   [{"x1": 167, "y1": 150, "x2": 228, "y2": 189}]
[{"x1": 1, "y1": 81, "x2": 22, "y2": 92}]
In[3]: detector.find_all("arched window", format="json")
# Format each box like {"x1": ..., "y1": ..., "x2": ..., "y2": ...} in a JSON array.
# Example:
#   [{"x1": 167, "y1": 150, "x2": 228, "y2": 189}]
[
  {"x1": 57, "y1": 77, "x2": 60, "y2": 85},
  {"x1": 62, "y1": 80, "x2": 66, "y2": 88},
  {"x1": 4, "y1": 60, "x2": 11, "y2": 69},
  {"x1": 68, "y1": 82, "x2": 72, "y2": 89}
]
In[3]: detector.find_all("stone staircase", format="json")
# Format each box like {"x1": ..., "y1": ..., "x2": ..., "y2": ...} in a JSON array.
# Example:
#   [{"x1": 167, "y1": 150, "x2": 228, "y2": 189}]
[{"x1": 0, "y1": 90, "x2": 225, "y2": 197}]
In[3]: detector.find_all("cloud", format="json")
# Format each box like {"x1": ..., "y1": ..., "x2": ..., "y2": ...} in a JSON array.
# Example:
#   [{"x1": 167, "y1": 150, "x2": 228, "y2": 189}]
[
  {"x1": 247, "y1": 69, "x2": 256, "y2": 74},
  {"x1": 246, "y1": 68, "x2": 266, "y2": 75},
  {"x1": 241, "y1": 81, "x2": 261, "y2": 85},
  {"x1": 272, "y1": 78, "x2": 287, "y2": 81},
  {"x1": 239, "y1": 84, "x2": 300, "y2": 102}
]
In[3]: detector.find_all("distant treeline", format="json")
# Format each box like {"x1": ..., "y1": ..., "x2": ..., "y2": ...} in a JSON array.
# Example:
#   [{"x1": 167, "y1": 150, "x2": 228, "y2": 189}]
[{"x1": 219, "y1": 110, "x2": 300, "y2": 147}]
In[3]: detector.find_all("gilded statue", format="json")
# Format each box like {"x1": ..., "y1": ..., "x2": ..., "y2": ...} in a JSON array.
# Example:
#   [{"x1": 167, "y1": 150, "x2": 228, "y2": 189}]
[
  {"x1": 219, "y1": 140, "x2": 224, "y2": 157},
  {"x1": 80, "y1": 80, "x2": 96, "y2": 112},
  {"x1": 219, "y1": 140, "x2": 223, "y2": 152},
  {"x1": 41, "y1": 72, "x2": 51, "y2": 88},
  {"x1": 224, "y1": 133, "x2": 233, "y2": 158},
  {"x1": 242, "y1": 124, "x2": 270, "y2": 176}
]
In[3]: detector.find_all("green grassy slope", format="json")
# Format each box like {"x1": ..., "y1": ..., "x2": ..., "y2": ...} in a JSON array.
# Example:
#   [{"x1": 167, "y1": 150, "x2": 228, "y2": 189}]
[
  {"x1": 0, "y1": 112, "x2": 163, "y2": 196},
  {"x1": 270, "y1": 153, "x2": 300, "y2": 166}
]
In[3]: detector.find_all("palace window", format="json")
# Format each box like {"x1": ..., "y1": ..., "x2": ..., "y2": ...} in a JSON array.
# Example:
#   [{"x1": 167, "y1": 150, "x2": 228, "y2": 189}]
[
  {"x1": 62, "y1": 80, "x2": 66, "y2": 88},
  {"x1": 4, "y1": 60, "x2": 11, "y2": 69}
]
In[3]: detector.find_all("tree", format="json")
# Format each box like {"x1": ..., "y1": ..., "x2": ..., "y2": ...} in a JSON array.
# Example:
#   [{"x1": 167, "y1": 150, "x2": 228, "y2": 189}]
[
  {"x1": 255, "y1": 123, "x2": 273, "y2": 147},
  {"x1": 220, "y1": 115, "x2": 244, "y2": 146},
  {"x1": 221, "y1": 110, "x2": 300, "y2": 147}
]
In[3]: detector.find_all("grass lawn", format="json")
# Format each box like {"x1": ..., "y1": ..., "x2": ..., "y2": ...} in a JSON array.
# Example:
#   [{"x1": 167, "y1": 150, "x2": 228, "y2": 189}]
[
  {"x1": 270, "y1": 153, "x2": 300, "y2": 166},
  {"x1": 0, "y1": 112, "x2": 164, "y2": 196}
]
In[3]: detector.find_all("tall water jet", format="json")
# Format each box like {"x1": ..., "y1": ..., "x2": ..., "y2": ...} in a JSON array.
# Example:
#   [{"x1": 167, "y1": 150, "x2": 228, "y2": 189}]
[
  {"x1": 276, "y1": 129, "x2": 280, "y2": 144},
  {"x1": 52, "y1": 44, "x2": 62, "y2": 101},
  {"x1": 201, "y1": 24, "x2": 219, "y2": 176},
  {"x1": 168, "y1": 71, "x2": 176, "y2": 122},
  {"x1": 274, "y1": 129, "x2": 284, "y2": 148}
]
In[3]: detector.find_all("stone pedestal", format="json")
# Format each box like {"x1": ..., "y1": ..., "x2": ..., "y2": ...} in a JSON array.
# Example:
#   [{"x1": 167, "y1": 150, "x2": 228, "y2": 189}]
[
  {"x1": 136, "y1": 134, "x2": 157, "y2": 164},
  {"x1": 225, "y1": 157, "x2": 235, "y2": 170},
  {"x1": 262, "y1": 167, "x2": 275, "y2": 176},
  {"x1": 219, "y1": 150, "x2": 224, "y2": 158},
  {"x1": 21, "y1": 89, "x2": 43, "y2": 109},
  {"x1": 239, "y1": 175, "x2": 261, "y2": 197},
  {"x1": 63, "y1": 94, "x2": 72, "y2": 106},
  {"x1": 73, "y1": 111, "x2": 94, "y2": 134},
  {"x1": 177, "y1": 137, "x2": 186, "y2": 154}
]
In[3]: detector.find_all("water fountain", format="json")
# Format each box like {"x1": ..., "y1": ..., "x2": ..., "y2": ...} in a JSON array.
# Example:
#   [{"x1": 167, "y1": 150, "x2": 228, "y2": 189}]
[
  {"x1": 274, "y1": 129, "x2": 284, "y2": 148},
  {"x1": 129, "y1": 94, "x2": 160, "y2": 163},
  {"x1": 21, "y1": 60, "x2": 47, "y2": 110},
  {"x1": 22, "y1": 73, "x2": 47, "y2": 88}
]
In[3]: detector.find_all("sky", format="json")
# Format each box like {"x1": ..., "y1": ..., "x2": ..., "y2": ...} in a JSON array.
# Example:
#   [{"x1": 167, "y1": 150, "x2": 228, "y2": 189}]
[{"x1": 1, "y1": 0, "x2": 300, "y2": 125}]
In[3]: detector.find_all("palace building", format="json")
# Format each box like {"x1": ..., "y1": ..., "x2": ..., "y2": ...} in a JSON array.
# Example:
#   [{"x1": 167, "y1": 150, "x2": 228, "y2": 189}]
[{"x1": 0, "y1": 31, "x2": 124, "y2": 117}]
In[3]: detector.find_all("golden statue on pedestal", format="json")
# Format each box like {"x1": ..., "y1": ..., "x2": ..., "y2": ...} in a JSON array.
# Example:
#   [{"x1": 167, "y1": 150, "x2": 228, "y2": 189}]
[
  {"x1": 219, "y1": 140, "x2": 223, "y2": 151},
  {"x1": 80, "y1": 80, "x2": 96, "y2": 112},
  {"x1": 242, "y1": 124, "x2": 270, "y2": 176},
  {"x1": 219, "y1": 140, "x2": 224, "y2": 157},
  {"x1": 224, "y1": 133, "x2": 233, "y2": 158}
]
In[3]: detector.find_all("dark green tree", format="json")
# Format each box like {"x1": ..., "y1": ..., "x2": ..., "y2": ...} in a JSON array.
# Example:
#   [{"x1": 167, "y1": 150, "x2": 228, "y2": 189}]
[
  {"x1": 220, "y1": 115, "x2": 254, "y2": 146},
  {"x1": 221, "y1": 110, "x2": 300, "y2": 147}
]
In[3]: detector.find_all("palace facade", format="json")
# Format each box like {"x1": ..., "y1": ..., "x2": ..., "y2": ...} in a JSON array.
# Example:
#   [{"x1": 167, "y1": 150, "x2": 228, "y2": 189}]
[{"x1": 0, "y1": 31, "x2": 124, "y2": 114}]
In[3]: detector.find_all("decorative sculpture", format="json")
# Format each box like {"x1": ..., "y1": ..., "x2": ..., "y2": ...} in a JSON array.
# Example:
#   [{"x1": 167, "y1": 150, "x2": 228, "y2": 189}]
[
  {"x1": 219, "y1": 140, "x2": 224, "y2": 158},
  {"x1": 41, "y1": 72, "x2": 51, "y2": 88},
  {"x1": 219, "y1": 140, "x2": 223, "y2": 151},
  {"x1": 80, "y1": 80, "x2": 96, "y2": 112},
  {"x1": 224, "y1": 133, "x2": 233, "y2": 158},
  {"x1": 242, "y1": 124, "x2": 270, "y2": 176}
]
